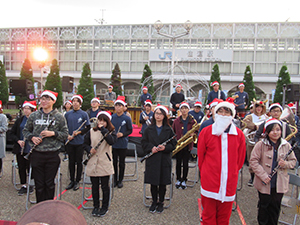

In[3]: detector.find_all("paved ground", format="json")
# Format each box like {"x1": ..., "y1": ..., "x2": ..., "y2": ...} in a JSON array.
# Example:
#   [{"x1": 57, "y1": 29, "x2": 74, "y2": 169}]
[{"x1": 0, "y1": 151, "x2": 299, "y2": 225}]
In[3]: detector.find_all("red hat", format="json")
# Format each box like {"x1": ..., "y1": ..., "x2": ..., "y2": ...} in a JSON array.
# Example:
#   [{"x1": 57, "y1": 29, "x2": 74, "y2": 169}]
[
  {"x1": 0, "y1": 100, "x2": 2, "y2": 109},
  {"x1": 288, "y1": 103, "x2": 296, "y2": 109},
  {"x1": 71, "y1": 94, "x2": 83, "y2": 104},
  {"x1": 64, "y1": 100, "x2": 72, "y2": 106},
  {"x1": 175, "y1": 84, "x2": 182, "y2": 89},
  {"x1": 263, "y1": 118, "x2": 282, "y2": 133},
  {"x1": 41, "y1": 90, "x2": 58, "y2": 101},
  {"x1": 97, "y1": 110, "x2": 112, "y2": 120},
  {"x1": 215, "y1": 97, "x2": 236, "y2": 117},
  {"x1": 154, "y1": 104, "x2": 169, "y2": 115},
  {"x1": 211, "y1": 81, "x2": 219, "y2": 87},
  {"x1": 238, "y1": 83, "x2": 245, "y2": 88},
  {"x1": 194, "y1": 101, "x2": 202, "y2": 107},
  {"x1": 269, "y1": 103, "x2": 283, "y2": 112},
  {"x1": 22, "y1": 101, "x2": 37, "y2": 109},
  {"x1": 114, "y1": 96, "x2": 126, "y2": 106},
  {"x1": 108, "y1": 85, "x2": 113, "y2": 89},
  {"x1": 142, "y1": 86, "x2": 148, "y2": 91},
  {"x1": 209, "y1": 98, "x2": 223, "y2": 108},
  {"x1": 179, "y1": 102, "x2": 190, "y2": 110},
  {"x1": 144, "y1": 99, "x2": 152, "y2": 106},
  {"x1": 91, "y1": 97, "x2": 100, "y2": 104}
]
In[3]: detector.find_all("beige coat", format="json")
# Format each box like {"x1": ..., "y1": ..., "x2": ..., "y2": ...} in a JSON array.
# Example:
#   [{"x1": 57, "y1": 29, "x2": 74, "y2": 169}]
[
  {"x1": 85, "y1": 129, "x2": 114, "y2": 177},
  {"x1": 250, "y1": 138, "x2": 296, "y2": 194}
]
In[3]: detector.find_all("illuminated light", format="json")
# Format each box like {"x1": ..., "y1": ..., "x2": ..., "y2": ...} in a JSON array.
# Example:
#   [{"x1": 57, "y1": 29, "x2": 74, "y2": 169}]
[{"x1": 34, "y1": 48, "x2": 48, "y2": 61}]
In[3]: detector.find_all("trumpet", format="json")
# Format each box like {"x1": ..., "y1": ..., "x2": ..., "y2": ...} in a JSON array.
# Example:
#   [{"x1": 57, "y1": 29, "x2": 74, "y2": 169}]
[{"x1": 141, "y1": 111, "x2": 151, "y2": 126}]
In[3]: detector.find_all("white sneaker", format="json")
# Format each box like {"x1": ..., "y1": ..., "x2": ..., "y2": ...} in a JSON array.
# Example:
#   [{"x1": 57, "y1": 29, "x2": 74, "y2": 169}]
[
  {"x1": 181, "y1": 181, "x2": 187, "y2": 190},
  {"x1": 175, "y1": 180, "x2": 181, "y2": 189}
]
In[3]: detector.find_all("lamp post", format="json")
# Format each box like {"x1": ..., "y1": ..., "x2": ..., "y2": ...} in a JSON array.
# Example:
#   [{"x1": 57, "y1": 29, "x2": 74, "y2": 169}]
[
  {"x1": 34, "y1": 48, "x2": 48, "y2": 95},
  {"x1": 154, "y1": 20, "x2": 193, "y2": 105}
]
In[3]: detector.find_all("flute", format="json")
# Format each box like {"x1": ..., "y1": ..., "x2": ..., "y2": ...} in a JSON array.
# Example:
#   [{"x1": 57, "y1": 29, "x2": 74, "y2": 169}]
[
  {"x1": 262, "y1": 141, "x2": 298, "y2": 185},
  {"x1": 24, "y1": 118, "x2": 56, "y2": 160},
  {"x1": 83, "y1": 130, "x2": 113, "y2": 165},
  {"x1": 140, "y1": 135, "x2": 176, "y2": 163},
  {"x1": 65, "y1": 120, "x2": 87, "y2": 145}
]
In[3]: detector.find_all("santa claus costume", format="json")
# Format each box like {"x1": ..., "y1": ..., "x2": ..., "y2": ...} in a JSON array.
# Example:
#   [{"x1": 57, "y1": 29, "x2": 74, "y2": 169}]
[{"x1": 197, "y1": 98, "x2": 246, "y2": 225}]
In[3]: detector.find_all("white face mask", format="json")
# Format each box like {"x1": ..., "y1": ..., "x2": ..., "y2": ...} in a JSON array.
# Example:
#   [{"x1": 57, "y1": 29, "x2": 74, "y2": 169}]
[{"x1": 213, "y1": 114, "x2": 233, "y2": 136}]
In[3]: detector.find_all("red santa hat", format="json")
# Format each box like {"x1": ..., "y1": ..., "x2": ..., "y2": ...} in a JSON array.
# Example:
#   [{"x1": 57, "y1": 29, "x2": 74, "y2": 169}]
[
  {"x1": 108, "y1": 85, "x2": 113, "y2": 89},
  {"x1": 209, "y1": 98, "x2": 223, "y2": 109},
  {"x1": 0, "y1": 100, "x2": 2, "y2": 109},
  {"x1": 144, "y1": 99, "x2": 152, "y2": 106},
  {"x1": 41, "y1": 90, "x2": 58, "y2": 101},
  {"x1": 211, "y1": 81, "x2": 219, "y2": 87},
  {"x1": 154, "y1": 104, "x2": 169, "y2": 115},
  {"x1": 91, "y1": 97, "x2": 100, "y2": 104},
  {"x1": 179, "y1": 102, "x2": 190, "y2": 110},
  {"x1": 142, "y1": 86, "x2": 148, "y2": 91},
  {"x1": 64, "y1": 100, "x2": 72, "y2": 106},
  {"x1": 263, "y1": 118, "x2": 282, "y2": 133},
  {"x1": 71, "y1": 94, "x2": 83, "y2": 104},
  {"x1": 175, "y1": 84, "x2": 182, "y2": 89},
  {"x1": 215, "y1": 97, "x2": 236, "y2": 117},
  {"x1": 114, "y1": 96, "x2": 126, "y2": 106},
  {"x1": 269, "y1": 103, "x2": 283, "y2": 112},
  {"x1": 194, "y1": 101, "x2": 202, "y2": 107},
  {"x1": 288, "y1": 103, "x2": 296, "y2": 109},
  {"x1": 238, "y1": 83, "x2": 245, "y2": 88},
  {"x1": 22, "y1": 101, "x2": 37, "y2": 109},
  {"x1": 96, "y1": 110, "x2": 112, "y2": 120}
]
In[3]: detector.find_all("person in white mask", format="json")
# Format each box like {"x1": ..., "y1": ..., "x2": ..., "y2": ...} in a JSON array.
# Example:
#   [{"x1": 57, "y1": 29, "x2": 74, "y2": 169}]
[{"x1": 197, "y1": 97, "x2": 246, "y2": 225}]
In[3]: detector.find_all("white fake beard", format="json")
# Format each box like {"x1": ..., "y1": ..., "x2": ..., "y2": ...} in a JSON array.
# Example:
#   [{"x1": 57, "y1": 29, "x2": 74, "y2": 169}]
[{"x1": 213, "y1": 114, "x2": 233, "y2": 136}]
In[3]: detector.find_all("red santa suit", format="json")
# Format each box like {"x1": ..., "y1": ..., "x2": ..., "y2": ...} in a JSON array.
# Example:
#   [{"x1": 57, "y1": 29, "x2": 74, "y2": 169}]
[{"x1": 198, "y1": 122, "x2": 246, "y2": 225}]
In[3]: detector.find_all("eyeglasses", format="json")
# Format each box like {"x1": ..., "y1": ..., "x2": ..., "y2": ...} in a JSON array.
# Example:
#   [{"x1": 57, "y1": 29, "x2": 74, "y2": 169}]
[
  {"x1": 271, "y1": 109, "x2": 281, "y2": 113},
  {"x1": 40, "y1": 97, "x2": 52, "y2": 102},
  {"x1": 155, "y1": 112, "x2": 164, "y2": 116},
  {"x1": 255, "y1": 104, "x2": 261, "y2": 108}
]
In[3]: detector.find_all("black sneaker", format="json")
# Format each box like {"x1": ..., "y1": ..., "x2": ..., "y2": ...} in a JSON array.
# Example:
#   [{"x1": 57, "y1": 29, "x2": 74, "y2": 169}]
[
  {"x1": 175, "y1": 180, "x2": 181, "y2": 189},
  {"x1": 92, "y1": 207, "x2": 99, "y2": 217},
  {"x1": 66, "y1": 181, "x2": 75, "y2": 190},
  {"x1": 18, "y1": 186, "x2": 27, "y2": 196},
  {"x1": 149, "y1": 202, "x2": 157, "y2": 213},
  {"x1": 73, "y1": 182, "x2": 79, "y2": 191},
  {"x1": 29, "y1": 186, "x2": 34, "y2": 194},
  {"x1": 114, "y1": 181, "x2": 118, "y2": 188},
  {"x1": 247, "y1": 178, "x2": 253, "y2": 187},
  {"x1": 99, "y1": 208, "x2": 108, "y2": 217},
  {"x1": 181, "y1": 181, "x2": 187, "y2": 190},
  {"x1": 117, "y1": 181, "x2": 123, "y2": 188},
  {"x1": 156, "y1": 202, "x2": 164, "y2": 213}
]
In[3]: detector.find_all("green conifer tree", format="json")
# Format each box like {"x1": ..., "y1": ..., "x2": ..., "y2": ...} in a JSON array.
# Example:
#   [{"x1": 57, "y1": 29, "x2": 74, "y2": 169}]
[
  {"x1": 209, "y1": 64, "x2": 222, "y2": 91},
  {"x1": 139, "y1": 64, "x2": 155, "y2": 105},
  {"x1": 16, "y1": 59, "x2": 35, "y2": 106},
  {"x1": 273, "y1": 65, "x2": 291, "y2": 104},
  {"x1": 243, "y1": 65, "x2": 256, "y2": 106},
  {"x1": 77, "y1": 63, "x2": 94, "y2": 110},
  {"x1": 44, "y1": 59, "x2": 63, "y2": 109},
  {"x1": 0, "y1": 60, "x2": 9, "y2": 106},
  {"x1": 110, "y1": 63, "x2": 122, "y2": 97}
]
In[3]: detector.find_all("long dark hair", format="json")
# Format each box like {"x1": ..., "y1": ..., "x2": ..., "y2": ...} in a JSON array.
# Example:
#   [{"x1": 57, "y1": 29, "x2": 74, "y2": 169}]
[
  {"x1": 151, "y1": 108, "x2": 170, "y2": 126},
  {"x1": 93, "y1": 114, "x2": 115, "y2": 132}
]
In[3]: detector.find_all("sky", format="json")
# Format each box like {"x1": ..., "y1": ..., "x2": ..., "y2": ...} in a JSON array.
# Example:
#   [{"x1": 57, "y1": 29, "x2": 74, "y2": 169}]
[{"x1": 1, "y1": 0, "x2": 300, "y2": 28}]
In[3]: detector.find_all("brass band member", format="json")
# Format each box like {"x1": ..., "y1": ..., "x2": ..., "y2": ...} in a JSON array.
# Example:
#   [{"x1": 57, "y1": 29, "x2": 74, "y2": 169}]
[
  {"x1": 0, "y1": 100, "x2": 8, "y2": 175},
  {"x1": 83, "y1": 111, "x2": 117, "y2": 217},
  {"x1": 139, "y1": 100, "x2": 154, "y2": 134},
  {"x1": 172, "y1": 102, "x2": 197, "y2": 190},
  {"x1": 23, "y1": 90, "x2": 68, "y2": 203},
  {"x1": 86, "y1": 97, "x2": 101, "y2": 119},
  {"x1": 243, "y1": 100, "x2": 268, "y2": 187},
  {"x1": 207, "y1": 81, "x2": 226, "y2": 104},
  {"x1": 10, "y1": 101, "x2": 36, "y2": 195},
  {"x1": 141, "y1": 104, "x2": 177, "y2": 213},
  {"x1": 170, "y1": 84, "x2": 185, "y2": 117},
  {"x1": 234, "y1": 83, "x2": 249, "y2": 118}
]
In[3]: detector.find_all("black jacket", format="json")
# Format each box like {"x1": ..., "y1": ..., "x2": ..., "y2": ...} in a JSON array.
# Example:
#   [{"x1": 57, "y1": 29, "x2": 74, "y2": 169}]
[
  {"x1": 141, "y1": 124, "x2": 177, "y2": 185},
  {"x1": 10, "y1": 115, "x2": 25, "y2": 154}
]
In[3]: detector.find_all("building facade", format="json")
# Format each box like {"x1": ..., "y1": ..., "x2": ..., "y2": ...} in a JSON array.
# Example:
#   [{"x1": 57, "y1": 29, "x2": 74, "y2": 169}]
[{"x1": 0, "y1": 22, "x2": 300, "y2": 105}]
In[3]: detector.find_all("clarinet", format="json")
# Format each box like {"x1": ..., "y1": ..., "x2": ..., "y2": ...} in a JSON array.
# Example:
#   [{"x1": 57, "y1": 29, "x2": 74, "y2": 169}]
[
  {"x1": 262, "y1": 141, "x2": 298, "y2": 185},
  {"x1": 20, "y1": 138, "x2": 26, "y2": 155},
  {"x1": 24, "y1": 118, "x2": 56, "y2": 160},
  {"x1": 140, "y1": 135, "x2": 176, "y2": 163},
  {"x1": 83, "y1": 130, "x2": 113, "y2": 166},
  {"x1": 65, "y1": 120, "x2": 87, "y2": 145}
]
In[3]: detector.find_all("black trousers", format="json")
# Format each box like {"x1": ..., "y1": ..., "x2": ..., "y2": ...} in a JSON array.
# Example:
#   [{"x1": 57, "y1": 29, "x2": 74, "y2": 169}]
[
  {"x1": 30, "y1": 150, "x2": 60, "y2": 203},
  {"x1": 0, "y1": 158, "x2": 2, "y2": 173},
  {"x1": 257, "y1": 188, "x2": 283, "y2": 225},
  {"x1": 150, "y1": 184, "x2": 166, "y2": 203},
  {"x1": 112, "y1": 148, "x2": 127, "y2": 183},
  {"x1": 175, "y1": 146, "x2": 190, "y2": 182},
  {"x1": 90, "y1": 176, "x2": 110, "y2": 209},
  {"x1": 16, "y1": 153, "x2": 30, "y2": 185},
  {"x1": 66, "y1": 144, "x2": 84, "y2": 182}
]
